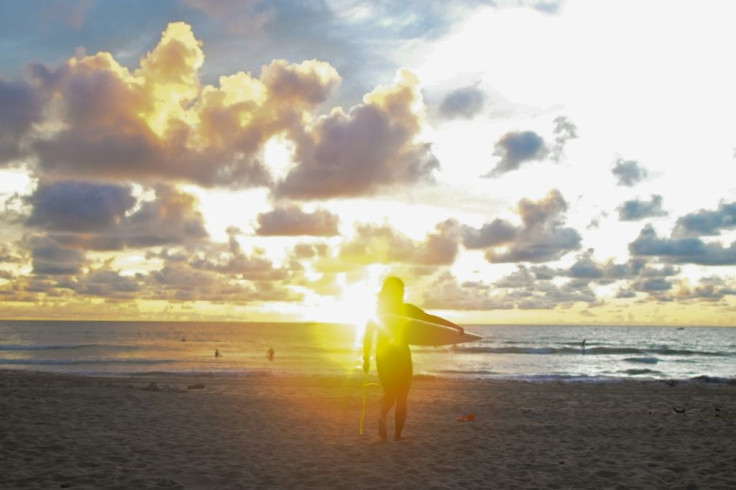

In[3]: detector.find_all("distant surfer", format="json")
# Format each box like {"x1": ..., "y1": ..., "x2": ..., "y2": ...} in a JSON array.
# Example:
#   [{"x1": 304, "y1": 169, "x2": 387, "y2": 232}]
[
  {"x1": 581, "y1": 339, "x2": 586, "y2": 355},
  {"x1": 363, "y1": 276, "x2": 464, "y2": 441},
  {"x1": 267, "y1": 347, "x2": 274, "y2": 361},
  {"x1": 215, "y1": 349, "x2": 221, "y2": 358}
]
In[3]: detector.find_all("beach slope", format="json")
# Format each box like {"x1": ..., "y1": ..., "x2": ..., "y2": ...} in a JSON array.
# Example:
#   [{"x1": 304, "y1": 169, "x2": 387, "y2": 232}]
[{"x1": 1, "y1": 370, "x2": 735, "y2": 489}]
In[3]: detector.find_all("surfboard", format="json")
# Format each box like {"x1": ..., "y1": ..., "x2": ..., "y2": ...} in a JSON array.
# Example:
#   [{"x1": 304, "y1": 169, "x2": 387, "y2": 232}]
[{"x1": 377, "y1": 313, "x2": 482, "y2": 347}]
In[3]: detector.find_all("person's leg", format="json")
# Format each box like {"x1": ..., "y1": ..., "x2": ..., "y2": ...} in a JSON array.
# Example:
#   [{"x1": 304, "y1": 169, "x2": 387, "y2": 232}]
[
  {"x1": 378, "y1": 392, "x2": 395, "y2": 439},
  {"x1": 394, "y1": 383, "x2": 409, "y2": 440}
]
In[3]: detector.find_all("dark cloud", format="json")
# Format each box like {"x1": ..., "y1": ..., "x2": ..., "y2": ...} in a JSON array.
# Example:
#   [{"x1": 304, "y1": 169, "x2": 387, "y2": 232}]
[
  {"x1": 190, "y1": 245, "x2": 289, "y2": 282},
  {"x1": 615, "y1": 287, "x2": 637, "y2": 299},
  {"x1": 612, "y1": 159, "x2": 647, "y2": 186},
  {"x1": 25, "y1": 182, "x2": 207, "y2": 251},
  {"x1": 422, "y1": 219, "x2": 462, "y2": 266},
  {"x1": 529, "y1": 265, "x2": 557, "y2": 280},
  {"x1": 438, "y1": 85, "x2": 485, "y2": 119},
  {"x1": 461, "y1": 219, "x2": 517, "y2": 249},
  {"x1": 488, "y1": 130, "x2": 547, "y2": 176},
  {"x1": 486, "y1": 190, "x2": 582, "y2": 263},
  {"x1": 632, "y1": 277, "x2": 672, "y2": 292},
  {"x1": 420, "y1": 272, "x2": 509, "y2": 310},
  {"x1": 629, "y1": 224, "x2": 736, "y2": 265},
  {"x1": 532, "y1": 281, "x2": 597, "y2": 307},
  {"x1": 488, "y1": 264, "x2": 599, "y2": 309},
  {"x1": 460, "y1": 190, "x2": 581, "y2": 263},
  {"x1": 26, "y1": 234, "x2": 86, "y2": 275},
  {"x1": 68, "y1": 268, "x2": 142, "y2": 298},
  {"x1": 490, "y1": 249, "x2": 688, "y2": 305},
  {"x1": 123, "y1": 185, "x2": 208, "y2": 248},
  {"x1": 673, "y1": 201, "x2": 736, "y2": 237},
  {"x1": 131, "y1": 237, "x2": 297, "y2": 301},
  {"x1": 0, "y1": 79, "x2": 43, "y2": 164},
  {"x1": 676, "y1": 276, "x2": 736, "y2": 301},
  {"x1": 494, "y1": 265, "x2": 537, "y2": 288},
  {"x1": 276, "y1": 71, "x2": 439, "y2": 199},
  {"x1": 617, "y1": 194, "x2": 667, "y2": 221},
  {"x1": 568, "y1": 251, "x2": 604, "y2": 279},
  {"x1": 26, "y1": 181, "x2": 136, "y2": 232},
  {"x1": 256, "y1": 205, "x2": 339, "y2": 236}
]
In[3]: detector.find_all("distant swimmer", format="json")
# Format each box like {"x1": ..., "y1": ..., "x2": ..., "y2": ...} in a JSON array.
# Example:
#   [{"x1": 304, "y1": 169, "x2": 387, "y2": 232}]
[
  {"x1": 581, "y1": 339, "x2": 587, "y2": 355},
  {"x1": 215, "y1": 349, "x2": 221, "y2": 358},
  {"x1": 267, "y1": 347, "x2": 274, "y2": 361}
]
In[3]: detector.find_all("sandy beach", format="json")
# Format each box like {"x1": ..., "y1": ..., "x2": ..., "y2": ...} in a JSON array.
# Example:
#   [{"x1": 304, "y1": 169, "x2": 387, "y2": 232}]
[{"x1": 1, "y1": 369, "x2": 734, "y2": 489}]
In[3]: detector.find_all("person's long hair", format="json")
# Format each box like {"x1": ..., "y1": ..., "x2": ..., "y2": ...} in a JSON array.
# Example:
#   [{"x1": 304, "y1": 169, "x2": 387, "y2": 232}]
[{"x1": 378, "y1": 276, "x2": 404, "y2": 314}]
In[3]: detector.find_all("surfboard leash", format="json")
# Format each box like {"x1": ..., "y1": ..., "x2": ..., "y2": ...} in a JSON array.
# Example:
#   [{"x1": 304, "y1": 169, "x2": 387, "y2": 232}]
[{"x1": 359, "y1": 376, "x2": 380, "y2": 435}]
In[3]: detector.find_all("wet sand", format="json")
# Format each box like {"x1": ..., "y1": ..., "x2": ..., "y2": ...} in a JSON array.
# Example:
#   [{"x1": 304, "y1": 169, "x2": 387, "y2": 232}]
[{"x1": 1, "y1": 369, "x2": 735, "y2": 489}]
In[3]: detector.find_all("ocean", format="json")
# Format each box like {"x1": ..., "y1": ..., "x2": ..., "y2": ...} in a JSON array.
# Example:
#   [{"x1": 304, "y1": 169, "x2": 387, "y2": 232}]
[{"x1": 1, "y1": 320, "x2": 735, "y2": 382}]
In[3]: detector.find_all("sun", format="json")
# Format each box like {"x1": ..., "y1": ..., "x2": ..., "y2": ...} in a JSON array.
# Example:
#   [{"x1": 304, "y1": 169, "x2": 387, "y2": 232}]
[{"x1": 326, "y1": 268, "x2": 389, "y2": 345}]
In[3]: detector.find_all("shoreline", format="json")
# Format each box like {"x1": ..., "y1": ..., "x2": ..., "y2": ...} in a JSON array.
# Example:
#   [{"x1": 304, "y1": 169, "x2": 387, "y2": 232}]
[
  {"x1": 2, "y1": 366, "x2": 734, "y2": 385},
  {"x1": 2, "y1": 369, "x2": 736, "y2": 489}
]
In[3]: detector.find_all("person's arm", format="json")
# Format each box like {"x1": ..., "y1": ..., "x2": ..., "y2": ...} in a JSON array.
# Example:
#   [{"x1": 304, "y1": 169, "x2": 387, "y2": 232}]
[
  {"x1": 362, "y1": 320, "x2": 375, "y2": 373},
  {"x1": 403, "y1": 304, "x2": 464, "y2": 334}
]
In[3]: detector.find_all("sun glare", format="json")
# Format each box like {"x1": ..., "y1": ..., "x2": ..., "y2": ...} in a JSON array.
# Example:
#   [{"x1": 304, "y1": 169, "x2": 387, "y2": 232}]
[{"x1": 325, "y1": 269, "x2": 387, "y2": 346}]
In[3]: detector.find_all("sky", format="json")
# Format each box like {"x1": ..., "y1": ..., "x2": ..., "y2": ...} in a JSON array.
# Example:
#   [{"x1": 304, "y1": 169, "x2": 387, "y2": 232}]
[{"x1": 1, "y1": 0, "x2": 736, "y2": 325}]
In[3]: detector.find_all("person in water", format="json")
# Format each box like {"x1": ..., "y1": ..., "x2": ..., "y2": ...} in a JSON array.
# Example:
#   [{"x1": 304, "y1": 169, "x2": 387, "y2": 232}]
[{"x1": 362, "y1": 276, "x2": 464, "y2": 441}]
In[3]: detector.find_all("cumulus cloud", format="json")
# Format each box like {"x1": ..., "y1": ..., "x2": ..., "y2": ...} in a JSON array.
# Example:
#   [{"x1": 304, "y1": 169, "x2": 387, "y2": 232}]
[
  {"x1": 256, "y1": 205, "x2": 339, "y2": 236},
  {"x1": 0, "y1": 79, "x2": 43, "y2": 164},
  {"x1": 328, "y1": 220, "x2": 459, "y2": 270},
  {"x1": 632, "y1": 277, "x2": 672, "y2": 292},
  {"x1": 25, "y1": 234, "x2": 86, "y2": 275},
  {"x1": 26, "y1": 181, "x2": 136, "y2": 232},
  {"x1": 292, "y1": 242, "x2": 330, "y2": 260},
  {"x1": 488, "y1": 130, "x2": 547, "y2": 176},
  {"x1": 463, "y1": 190, "x2": 582, "y2": 263},
  {"x1": 617, "y1": 195, "x2": 667, "y2": 221},
  {"x1": 7, "y1": 22, "x2": 445, "y2": 201},
  {"x1": 123, "y1": 185, "x2": 209, "y2": 248},
  {"x1": 487, "y1": 264, "x2": 599, "y2": 310},
  {"x1": 461, "y1": 219, "x2": 517, "y2": 249},
  {"x1": 67, "y1": 268, "x2": 142, "y2": 298},
  {"x1": 673, "y1": 201, "x2": 736, "y2": 237},
  {"x1": 549, "y1": 115, "x2": 577, "y2": 162},
  {"x1": 420, "y1": 272, "x2": 508, "y2": 310},
  {"x1": 567, "y1": 251, "x2": 604, "y2": 279},
  {"x1": 0, "y1": 244, "x2": 24, "y2": 264},
  {"x1": 675, "y1": 276, "x2": 736, "y2": 301},
  {"x1": 275, "y1": 69, "x2": 439, "y2": 199},
  {"x1": 191, "y1": 252, "x2": 288, "y2": 282},
  {"x1": 612, "y1": 159, "x2": 647, "y2": 186},
  {"x1": 629, "y1": 224, "x2": 736, "y2": 266},
  {"x1": 24, "y1": 22, "x2": 341, "y2": 188},
  {"x1": 438, "y1": 84, "x2": 485, "y2": 119},
  {"x1": 25, "y1": 182, "x2": 208, "y2": 251}
]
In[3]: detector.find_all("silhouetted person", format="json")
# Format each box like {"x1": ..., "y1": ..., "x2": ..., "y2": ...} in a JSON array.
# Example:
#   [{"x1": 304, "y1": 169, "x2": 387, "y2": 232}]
[
  {"x1": 267, "y1": 347, "x2": 274, "y2": 361},
  {"x1": 581, "y1": 339, "x2": 587, "y2": 355},
  {"x1": 363, "y1": 277, "x2": 463, "y2": 441},
  {"x1": 215, "y1": 349, "x2": 220, "y2": 358}
]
